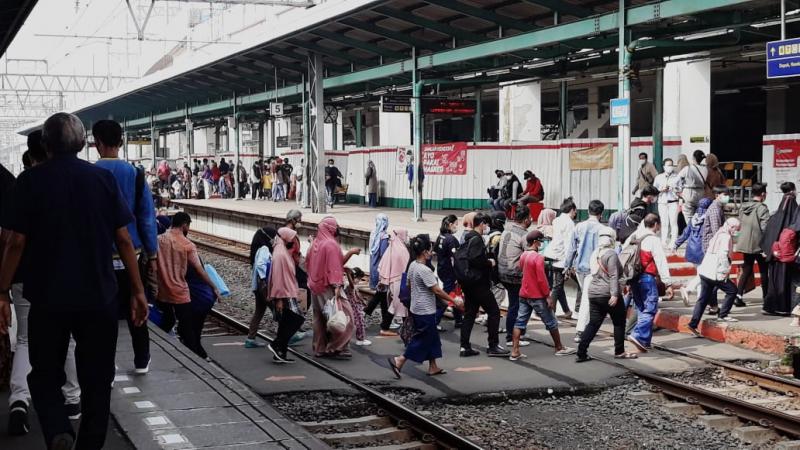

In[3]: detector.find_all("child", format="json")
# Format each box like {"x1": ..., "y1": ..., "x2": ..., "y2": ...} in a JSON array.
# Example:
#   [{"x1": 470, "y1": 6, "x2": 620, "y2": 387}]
[
  {"x1": 262, "y1": 170, "x2": 273, "y2": 200},
  {"x1": 345, "y1": 267, "x2": 371, "y2": 346}
]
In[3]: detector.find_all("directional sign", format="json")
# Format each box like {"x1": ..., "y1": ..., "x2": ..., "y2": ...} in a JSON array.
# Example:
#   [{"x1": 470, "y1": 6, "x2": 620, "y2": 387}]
[
  {"x1": 610, "y1": 98, "x2": 630, "y2": 126},
  {"x1": 767, "y1": 38, "x2": 800, "y2": 79}
]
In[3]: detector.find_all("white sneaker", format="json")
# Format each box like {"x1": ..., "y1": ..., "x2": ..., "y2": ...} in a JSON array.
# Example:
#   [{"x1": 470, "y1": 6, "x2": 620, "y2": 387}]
[
  {"x1": 506, "y1": 341, "x2": 530, "y2": 347},
  {"x1": 573, "y1": 332, "x2": 582, "y2": 343},
  {"x1": 555, "y1": 347, "x2": 577, "y2": 356},
  {"x1": 355, "y1": 339, "x2": 372, "y2": 346},
  {"x1": 389, "y1": 321, "x2": 401, "y2": 330},
  {"x1": 717, "y1": 316, "x2": 739, "y2": 323},
  {"x1": 134, "y1": 358, "x2": 151, "y2": 375}
]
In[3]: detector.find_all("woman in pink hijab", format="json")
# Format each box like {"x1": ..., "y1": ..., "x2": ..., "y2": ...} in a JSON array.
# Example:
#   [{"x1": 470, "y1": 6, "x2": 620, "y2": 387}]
[
  {"x1": 267, "y1": 227, "x2": 305, "y2": 363},
  {"x1": 536, "y1": 208, "x2": 557, "y2": 239},
  {"x1": 306, "y1": 217, "x2": 355, "y2": 357},
  {"x1": 379, "y1": 229, "x2": 411, "y2": 321}
]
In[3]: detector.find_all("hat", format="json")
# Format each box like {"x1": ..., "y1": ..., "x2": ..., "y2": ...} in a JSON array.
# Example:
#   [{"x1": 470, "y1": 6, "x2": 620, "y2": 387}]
[{"x1": 526, "y1": 230, "x2": 544, "y2": 245}]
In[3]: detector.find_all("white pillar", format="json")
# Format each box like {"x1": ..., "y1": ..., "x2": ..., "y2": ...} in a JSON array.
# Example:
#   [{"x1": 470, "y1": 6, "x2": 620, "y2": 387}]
[
  {"x1": 499, "y1": 81, "x2": 542, "y2": 142},
  {"x1": 587, "y1": 86, "x2": 600, "y2": 138},
  {"x1": 378, "y1": 110, "x2": 412, "y2": 146},
  {"x1": 336, "y1": 110, "x2": 344, "y2": 150},
  {"x1": 663, "y1": 58, "x2": 711, "y2": 156}
]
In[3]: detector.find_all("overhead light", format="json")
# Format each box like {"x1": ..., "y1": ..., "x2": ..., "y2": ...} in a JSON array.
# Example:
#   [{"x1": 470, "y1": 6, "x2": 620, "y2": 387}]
[
  {"x1": 591, "y1": 71, "x2": 618, "y2": 79},
  {"x1": 675, "y1": 29, "x2": 731, "y2": 41},
  {"x1": 762, "y1": 84, "x2": 789, "y2": 91},
  {"x1": 551, "y1": 76, "x2": 576, "y2": 83},
  {"x1": 571, "y1": 53, "x2": 601, "y2": 62},
  {"x1": 486, "y1": 68, "x2": 510, "y2": 76},
  {"x1": 714, "y1": 88, "x2": 740, "y2": 95},
  {"x1": 751, "y1": 14, "x2": 800, "y2": 29},
  {"x1": 453, "y1": 72, "x2": 481, "y2": 80},
  {"x1": 522, "y1": 60, "x2": 555, "y2": 69},
  {"x1": 740, "y1": 50, "x2": 764, "y2": 58},
  {"x1": 372, "y1": 89, "x2": 387, "y2": 96}
]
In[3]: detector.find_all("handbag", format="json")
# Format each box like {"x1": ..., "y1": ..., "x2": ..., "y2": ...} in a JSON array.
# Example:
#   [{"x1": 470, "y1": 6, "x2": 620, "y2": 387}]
[{"x1": 326, "y1": 298, "x2": 350, "y2": 334}]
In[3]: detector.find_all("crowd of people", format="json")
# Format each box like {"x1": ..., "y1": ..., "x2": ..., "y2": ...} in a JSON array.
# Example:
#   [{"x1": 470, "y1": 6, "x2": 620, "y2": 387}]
[{"x1": 2, "y1": 111, "x2": 799, "y2": 449}]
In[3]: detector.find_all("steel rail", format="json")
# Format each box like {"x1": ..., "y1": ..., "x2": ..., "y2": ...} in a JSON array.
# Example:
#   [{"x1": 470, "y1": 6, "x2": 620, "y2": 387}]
[{"x1": 208, "y1": 308, "x2": 484, "y2": 450}]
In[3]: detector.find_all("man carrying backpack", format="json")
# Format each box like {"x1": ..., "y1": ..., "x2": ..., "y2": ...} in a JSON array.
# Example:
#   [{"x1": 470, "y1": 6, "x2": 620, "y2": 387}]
[
  {"x1": 625, "y1": 214, "x2": 673, "y2": 352},
  {"x1": 455, "y1": 212, "x2": 508, "y2": 357},
  {"x1": 498, "y1": 206, "x2": 532, "y2": 348}
]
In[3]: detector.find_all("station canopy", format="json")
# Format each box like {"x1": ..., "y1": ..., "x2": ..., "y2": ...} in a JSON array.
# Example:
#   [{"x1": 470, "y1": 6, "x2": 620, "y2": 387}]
[
  {"x1": 19, "y1": 0, "x2": 787, "y2": 134},
  {"x1": 1, "y1": 0, "x2": 38, "y2": 58}
]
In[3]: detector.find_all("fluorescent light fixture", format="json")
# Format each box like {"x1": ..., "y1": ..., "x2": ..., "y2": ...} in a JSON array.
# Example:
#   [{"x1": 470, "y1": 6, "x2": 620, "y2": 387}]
[
  {"x1": 591, "y1": 71, "x2": 618, "y2": 79},
  {"x1": 571, "y1": 53, "x2": 601, "y2": 62},
  {"x1": 522, "y1": 60, "x2": 555, "y2": 69},
  {"x1": 372, "y1": 89, "x2": 387, "y2": 96},
  {"x1": 551, "y1": 76, "x2": 576, "y2": 83},
  {"x1": 396, "y1": 85, "x2": 412, "y2": 92},
  {"x1": 486, "y1": 68, "x2": 510, "y2": 76},
  {"x1": 453, "y1": 72, "x2": 481, "y2": 80},
  {"x1": 714, "y1": 88, "x2": 740, "y2": 95},
  {"x1": 762, "y1": 84, "x2": 789, "y2": 91},
  {"x1": 740, "y1": 50, "x2": 764, "y2": 58},
  {"x1": 675, "y1": 29, "x2": 731, "y2": 41},
  {"x1": 751, "y1": 15, "x2": 800, "y2": 29}
]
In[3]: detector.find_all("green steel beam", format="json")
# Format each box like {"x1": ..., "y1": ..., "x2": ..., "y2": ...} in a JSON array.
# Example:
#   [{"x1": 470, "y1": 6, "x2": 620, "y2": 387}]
[
  {"x1": 373, "y1": 6, "x2": 488, "y2": 43},
  {"x1": 309, "y1": 29, "x2": 407, "y2": 60},
  {"x1": 423, "y1": 0, "x2": 534, "y2": 31},
  {"x1": 520, "y1": 0, "x2": 594, "y2": 18},
  {"x1": 338, "y1": 18, "x2": 444, "y2": 51}
]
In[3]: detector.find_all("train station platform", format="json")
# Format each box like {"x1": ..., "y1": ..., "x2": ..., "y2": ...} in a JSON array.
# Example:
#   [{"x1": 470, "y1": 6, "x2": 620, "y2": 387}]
[{"x1": 1, "y1": 322, "x2": 324, "y2": 450}]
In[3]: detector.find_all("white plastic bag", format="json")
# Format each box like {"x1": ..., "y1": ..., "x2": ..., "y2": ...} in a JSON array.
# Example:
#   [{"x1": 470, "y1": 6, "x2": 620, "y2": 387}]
[{"x1": 326, "y1": 298, "x2": 350, "y2": 334}]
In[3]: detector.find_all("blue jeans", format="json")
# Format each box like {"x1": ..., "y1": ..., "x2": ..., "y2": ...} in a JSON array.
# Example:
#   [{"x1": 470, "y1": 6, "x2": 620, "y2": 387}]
[
  {"x1": 515, "y1": 297, "x2": 558, "y2": 331},
  {"x1": 630, "y1": 274, "x2": 659, "y2": 347},
  {"x1": 368, "y1": 193, "x2": 377, "y2": 207},
  {"x1": 503, "y1": 283, "x2": 521, "y2": 342}
]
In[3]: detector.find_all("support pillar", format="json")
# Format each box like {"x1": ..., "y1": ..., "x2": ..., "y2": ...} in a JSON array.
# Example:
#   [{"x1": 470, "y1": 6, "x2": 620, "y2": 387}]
[
  {"x1": 411, "y1": 47, "x2": 422, "y2": 221},
  {"x1": 355, "y1": 109, "x2": 363, "y2": 147},
  {"x1": 301, "y1": 74, "x2": 310, "y2": 208},
  {"x1": 473, "y1": 88, "x2": 482, "y2": 142},
  {"x1": 617, "y1": 0, "x2": 631, "y2": 211},
  {"x1": 308, "y1": 53, "x2": 326, "y2": 214},
  {"x1": 499, "y1": 81, "x2": 541, "y2": 142},
  {"x1": 559, "y1": 81, "x2": 568, "y2": 139},
  {"x1": 122, "y1": 124, "x2": 129, "y2": 162},
  {"x1": 150, "y1": 115, "x2": 157, "y2": 171},
  {"x1": 185, "y1": 117, "x2": 193, "y2": 167},
  {"x1": 653, "y1": 67, "x2": 664, "y2": 171},
  {"x1": 232, "y1": 92, "x2": 241, "y2": 200}
]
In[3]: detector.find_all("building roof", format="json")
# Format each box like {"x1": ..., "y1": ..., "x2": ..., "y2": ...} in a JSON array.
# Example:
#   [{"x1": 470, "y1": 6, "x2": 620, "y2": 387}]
[{"x1": 0, "y1": 0, "x2": 38, "y2": 58}]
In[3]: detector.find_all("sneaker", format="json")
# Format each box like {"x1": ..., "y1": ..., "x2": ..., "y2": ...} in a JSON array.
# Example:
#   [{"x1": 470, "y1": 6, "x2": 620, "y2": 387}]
[
  {"x1": 134, "y1": 357, "x2": 151, "y2": 375},
  {"x1": 355, "y1": 339, "x2": 372, "y2": 346},
  {"x1": 389, "y1": 321, "x2": 401, "y2": 330},
  {"x1": 459, "y1": 347, "x2": 480, "y2": 357},
  {"x1": 688, "y1": 326, "x2": 703, "y2": 338},
  {"x1": 288, "y1": 332, "x2": 307, "y2": 346},
  {"x1": 65, "y1": 403, "x2": 81, "y2": 420},
  {"x1": 506, "y1": 340, "x2": 530, "y2": 347},
  {"x1": 627, "y1": 336, "x2": 648, "y2": 352},
  {"x1": 487, "y1": 346, "x2": 511, "y2": 357},
  {"x1": 573, "y1": 331, "x2": 582, "y2": 343},
  {"x1": 272, "y1": 353, "x2": 295, "y2": 364},
  {"x1": 557, "y1": 312, "x2": 573, "y2": 319},
  {"x1": 555, "y1": 347, "x2": 577, "y2": 356},
  {"x1": 50, "y1": 433, "x2": 75, "y2": 450},
  {"x1": 717, "y1": 316, "x2": 739, "y2": 323},
  {"x1": 706, "y1": 307, "x2": 720, "y2": 315},
  {"x1": 436, "y1": 325, "x2": 445, "y2": 332},
  {"x1": 8, "y1": 401, "x2": 30, "y2": 436},
  {"x1": 734, "y1": 295, "x2": 747, "y2": 307},
  {"x1": 245, "y1": 338, "x2": 266, "y2": 348},
  {"x1": 575, "y1": 355, "x2": 593, "y2": 363}
]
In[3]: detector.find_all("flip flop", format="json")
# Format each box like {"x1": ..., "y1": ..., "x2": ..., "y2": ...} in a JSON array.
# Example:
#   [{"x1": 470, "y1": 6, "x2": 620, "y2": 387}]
[
  {"x1": 509, "y1": 353, "x2": 527, "y2": 361},
  {"x1": 387, "y1": 357, "x2": 401, "y2": 379},
  {"x1": 427, "y1": 369, "x2": 447, "y2": 376},
  {"x1": 614, "y1": 352, "x2": 639, "y2": 359}
]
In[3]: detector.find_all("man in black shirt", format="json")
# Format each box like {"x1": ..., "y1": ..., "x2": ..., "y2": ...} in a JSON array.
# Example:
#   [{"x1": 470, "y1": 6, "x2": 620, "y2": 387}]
[
  {"x1": 0, "y1": 112, "x2": 148, "y2": 450},
  {"x1": 324, "y1": 158, "x2": 342, "y2": 207},
  {"x1": 458, "y1": 212, "x2": 509, "y2": 358}
]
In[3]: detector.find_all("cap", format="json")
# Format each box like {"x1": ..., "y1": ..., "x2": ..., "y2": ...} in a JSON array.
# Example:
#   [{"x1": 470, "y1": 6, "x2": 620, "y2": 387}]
[{"x1": 526, "y1": 230, "x2": 544, "y2": 245}]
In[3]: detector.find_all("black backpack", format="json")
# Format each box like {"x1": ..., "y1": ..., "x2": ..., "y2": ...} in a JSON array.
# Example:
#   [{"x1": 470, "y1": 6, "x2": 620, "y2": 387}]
[{"x1": 454, "y1": 235, "x2": 482, "y2": 285}]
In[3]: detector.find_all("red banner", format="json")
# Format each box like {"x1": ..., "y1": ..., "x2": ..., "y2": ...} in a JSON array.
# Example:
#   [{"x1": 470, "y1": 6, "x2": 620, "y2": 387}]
[
  {"x1": 422, "y1": 142, "x2": 467, "y2": 175},
  {"x1": 774, "y1": 141, "x2": 800, "y2": 168}
]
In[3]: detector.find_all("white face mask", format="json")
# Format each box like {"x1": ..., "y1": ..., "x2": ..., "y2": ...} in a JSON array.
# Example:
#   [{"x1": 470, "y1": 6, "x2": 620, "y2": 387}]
[
  {"x1": 664, "y1": 165, "x2": 674, "y2": 174},
  {"x1": 640, "y1": 159, "x2": 647, "y2": 167},
  {"x1": 720, "y1": 194, "x2": 731, "y2": 204}
]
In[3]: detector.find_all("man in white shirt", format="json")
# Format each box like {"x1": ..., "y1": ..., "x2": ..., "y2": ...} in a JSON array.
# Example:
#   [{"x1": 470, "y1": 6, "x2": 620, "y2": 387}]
[
  {"x1": 678, "y1": 150, "x2": 708, "y2": 223},
  {"x1": 543, "y1": 198, "x2": 577, "y2": 318},
  {"x1": 653, "y1": 158, "x2": 683, "y2": 247}
]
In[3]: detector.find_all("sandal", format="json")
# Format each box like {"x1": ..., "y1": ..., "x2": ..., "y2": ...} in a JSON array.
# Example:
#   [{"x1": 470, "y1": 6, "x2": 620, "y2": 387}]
[
  {"x1": 427, "y1": 369, "x2": 447, "y2": 376},
  {"x1": 614, "y1": 352, "x2": 639, "y2": 359},
  {"x1": 387, "y1": 357, "x2": 401, "y2": 379},
  {"x1": 509, "y1": 353, "x2": 527, "y2": 361}
]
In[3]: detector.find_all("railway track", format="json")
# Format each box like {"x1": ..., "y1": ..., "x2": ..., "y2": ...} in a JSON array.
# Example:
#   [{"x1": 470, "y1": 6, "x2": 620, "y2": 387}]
[{"x1": 190, "y1": 230, "x2": 250, "y2": 263}]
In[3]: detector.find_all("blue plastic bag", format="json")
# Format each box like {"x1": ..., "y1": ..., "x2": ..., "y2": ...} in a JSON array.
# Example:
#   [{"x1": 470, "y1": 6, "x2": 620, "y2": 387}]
[{"x1": 204, "y1": 263, "x2": 231, "y2": 298}]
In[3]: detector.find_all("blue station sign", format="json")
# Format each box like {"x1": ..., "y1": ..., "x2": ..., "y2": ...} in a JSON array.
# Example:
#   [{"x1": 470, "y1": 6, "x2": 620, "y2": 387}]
[{"x1": 767, "y1": 38, "x2": 800, "y2": 79}]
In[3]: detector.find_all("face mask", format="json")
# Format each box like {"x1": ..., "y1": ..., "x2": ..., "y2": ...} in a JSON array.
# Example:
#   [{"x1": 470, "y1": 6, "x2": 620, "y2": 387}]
[
  {"x1": 481, "y1": 225, "x2": 489, "y2": 236},
  {"x1": 732, "y1": 231, "x2": 740, "y2": 238},
  {"x1": 640, "y1": 159, "x2": 647, "y2": 166},
  {"x1": 720, "y1": 195, "x2": 730, "y2": 204},
  {"x1": 664, "y1": 166, "x2": 674, "y2": 174}
]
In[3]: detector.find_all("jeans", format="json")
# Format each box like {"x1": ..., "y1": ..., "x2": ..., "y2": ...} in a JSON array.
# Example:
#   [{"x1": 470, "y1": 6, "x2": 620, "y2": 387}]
[
  {"x1": 503, "y1": 283, "x2": 522, "y2": 342},
  {"x1": 738, "y1": 253, "x2": 768, "y2": 298},
  {"x1": 326, "y1": 184, "x2": 335, "y2": 206},
  {"x1": 630, "y1": 274, "x2": 659, "y2": 347},
  {"x1": 578, "y1": 296, "x2": 627, "y2": 358},
  {"x1": 28, "y1": 305, "x2": 118, "y2": 450},
  {"x1": 689, "y1": 276, "x2": 738, "y2": 328},
  {"x1": 156, "y1": 301, "x2": 204, "y2": 359},
  {"x1": 460, "y1": 285, "x2": 500, "y2": 349},
  {"x1": 368, "y1": 193, "x2": 377, "y2": 208},
  {"x1": 515, "y1": 297, "x2": 558, "y2": 331},
  {"x1": 550, "y1": 269, "x2": 571, "y2": 314},
  {"x1": 251, "y1": 182, "x2": 261, "y2": 199},
  {"x1": 363, "y1": 290, "x2": 394, "y2": 331},
  {"x1": 9, "y1": 284, "x2": 80, "y2": 408},
  {"x1": 116, "y1": 270, "x2": 150, "y2": 368}
]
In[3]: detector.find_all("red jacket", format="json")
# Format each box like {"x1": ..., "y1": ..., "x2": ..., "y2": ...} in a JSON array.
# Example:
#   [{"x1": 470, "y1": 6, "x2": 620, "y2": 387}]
[
  {"x1": 772, "y1": 228, "x2": 797, "y2": 263},
  {"x1": 519, "y1": 251, "x2": 550, "y2": 299},
  {"x1": 524, "y1": 178, "x2": 543, "y2": 200}
]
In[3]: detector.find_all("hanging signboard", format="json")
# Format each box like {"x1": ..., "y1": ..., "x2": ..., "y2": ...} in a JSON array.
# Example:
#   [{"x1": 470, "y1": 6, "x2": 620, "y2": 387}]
[
  {"x1": 610, "y1": 98, "x2": 630, "y2": 126},
  {"x1": 422, "y1": 142, "x2": 468, "y2": 175},
  {"x1": 773, "y1": 141, "x2": 800, "y2": 192},
  {"x1": 766, "y1": 38, "x2": 800, "y2": 79},
  {"x1": 382, "y1": 96, "x2": 412, "y2": 113},
  {"x1": 569, "y1": 144, "x2": 614, "y2": 170},
  {"x1": 396, "y1": 147, "x2": 409, "y2": 174},
  {"x1": 422, "y1": 98, "x2": 476, "y2": 115}
]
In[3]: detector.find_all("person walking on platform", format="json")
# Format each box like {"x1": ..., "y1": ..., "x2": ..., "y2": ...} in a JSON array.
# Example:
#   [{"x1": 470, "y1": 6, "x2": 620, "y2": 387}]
[
  {"x1": 295, "y1": 158, "x2": 305, "y2": 206},
  {"x1": 688, "y1": 218, "x2": 743, "y2": 337},
  {"x1": 633, "y1": 153, "x2": 658, "y2": 198},
  {"x1": 307, "y1": 217, "x2": 356, "y2": 357},
  {"x1": 380, "y1": 228, "x2": 411, "y2": 328},
  {"x1": 325, "y1": 159, "x2": 343, "y2": 207},
  {"x1": 653, "y1": 158, "x2": 682, "y2": 248},
  {"x1": 250, "y1": 159, "x2": 263, "y2": 200},
  {"x1": 627, "y1": 214, "x2": 673, "y2": 352},
  {"x1": 510, "y1": 230, "x2": 575, "y2": 361},
  {"x1": 387, "y1": 234, "x2": 452, "y2": 379},
  {"x1": 435, "y1": 215, "x2": 462, "y2": 328},
  {"x1": 576, "y1": 227, "x2": 638, "y2": 362},
  {"x1": 565, "y1": 200, "x2": 605, "y2": 343},
  {"x1": 0, "y1": 112, "x2": 149, "y2": 450},
  {"x1": 281, "y1": 158, "x2": 293, "y2": 200},
  {"x1": 365, "y1": 160, "x2": 379, "y2": 208},
  {"x1": 544, "y1": 198, "x2": 577, "y2": 319},
  {"x1": 265, "y1": 227, "x2": 305, "y2": 363},
  {"x1": 735, "y1": 183, "x2": 769, "y2": 306},
  {"x1": 245, "y1": 226, "x2": 277, "y2": 348},
  {"x1": 459, "y1": 212, "x2": 476, "y2": 245},
  {"x1": 4, "y1": 133, "x2": 82, "y2": 435},
  {"x1": 499, "y1": 205, "x2": 533, "y2": 350},
  {"x1": 699, "y1": 185, "x2": 731, "y2": 313},
  {"x1": 456, "y1": 213, "x2": 508, "y2": 358},
  {"x1": 678, "y1": 150, "x2": 708, "y2": 223},
  {"x1": 673, "y1": 198, "x2": 713, "y2": 305},
  {"x1": 364, "y1": 214, "x2": 396, "y2": 335},
  {"x1": 93, "y1": 120, "x2": 159, "y2": 375},
  {"x1": 761, "y1": 182, "x2": 797, "y2": 316},
  {"x1": 156, "y1": 212, "x2": 220, "y2": 358}
]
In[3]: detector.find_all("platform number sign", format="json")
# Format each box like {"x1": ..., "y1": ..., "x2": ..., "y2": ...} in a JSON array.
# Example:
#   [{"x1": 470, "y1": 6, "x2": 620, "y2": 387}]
[
  {"x1": 610, "y1": 98, "x2": 630, "y2": 126},
  {"x1": 269, "y1": 102, "x2": 284, "y2": 117},
  {"x1": 767, "y1": 38, "x2": 800, "y2": 79}
]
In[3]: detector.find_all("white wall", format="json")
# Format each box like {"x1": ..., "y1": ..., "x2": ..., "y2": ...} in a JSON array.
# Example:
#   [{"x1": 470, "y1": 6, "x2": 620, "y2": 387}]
[
  {"x1": 664, "y1": 58, "x2": 711, "y2": 156},
  {"x1": 378, "y1": 110, "x2": 411, "y2": 146},
  {"x1": 499, "y1": 81, "x2": 542, "y2": 142}
]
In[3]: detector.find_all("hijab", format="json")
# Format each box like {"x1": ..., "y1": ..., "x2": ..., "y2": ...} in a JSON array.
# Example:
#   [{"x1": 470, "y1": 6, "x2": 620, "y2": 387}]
[
  {"x1": 369, "y1": 214, "x2": 389, "y2": 257},
  {"x1": 306, "y1": 217, "x2": 344, "y2": 295},
  {"x1": 676, "y1": 154, "x2": 689, "y2": 173},
  {"x1": 269, "y1": 227, "x2": 299, "y2": 299},
  {"x1": 538, "y1": 209, "x2": 556, "y2": 226},
  {"x1": 249, "y1": 226, "x2": 277, "y2": 266},
  {"x1": 378, "y1": 228, "x2": 410, "y2": 285},
  {"x1": 690, "y1": 198, "x2": 714, "y2": 228},
  {"x1": 590, "y1": 226, "x2": 617, "y2": 275},
  {"x1": 707, "y1": 218, "x2": 740, "y2": 255},
  {"x1": 761, "y1": 193, "x2": 798, "y2": 261}
]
